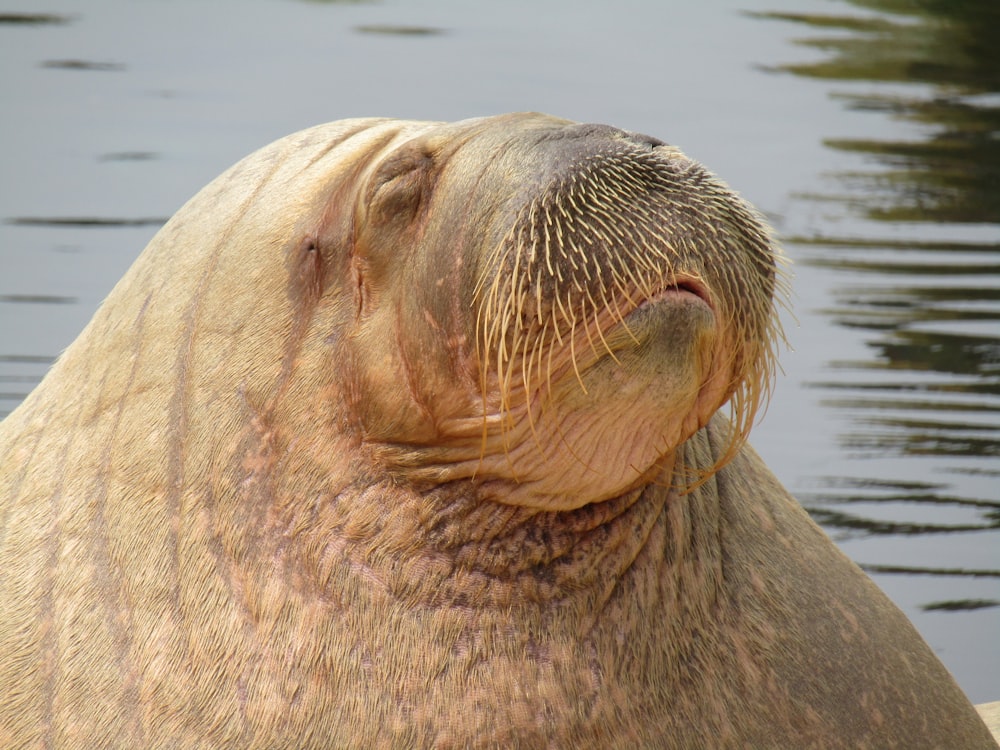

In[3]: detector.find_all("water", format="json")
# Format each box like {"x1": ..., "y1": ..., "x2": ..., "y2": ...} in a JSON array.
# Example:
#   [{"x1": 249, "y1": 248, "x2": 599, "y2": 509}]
[{"x1": 1, "y1": 0, "x2": 997, "y2": 703}]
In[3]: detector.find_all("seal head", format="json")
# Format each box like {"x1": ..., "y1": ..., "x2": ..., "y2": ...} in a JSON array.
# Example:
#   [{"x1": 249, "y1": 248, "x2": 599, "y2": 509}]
[
  {"x1": 342, "y1": 115, "x2": 782, "y2": 510},
  {"x1": 2, "y1": 114, "x2": 991, "y2": 749}
]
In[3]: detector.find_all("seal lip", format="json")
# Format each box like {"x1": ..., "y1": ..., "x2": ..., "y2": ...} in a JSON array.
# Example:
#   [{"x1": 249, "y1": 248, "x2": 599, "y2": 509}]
[{"x1": 636, "y1": 276, "x2": 715, "y2": 316}]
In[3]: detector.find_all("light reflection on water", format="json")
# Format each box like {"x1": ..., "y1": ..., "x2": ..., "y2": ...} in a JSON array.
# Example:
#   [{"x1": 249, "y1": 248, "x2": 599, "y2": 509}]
[
  {"x1": 756, "y1": 1, "x2": 1000, "y2": 698},
  {"x1": 0, "y1": 0, "x2": 997, "y2": 701},
  {"x1": 758, "y1": 8, "x2": 999, "y2": 510}
]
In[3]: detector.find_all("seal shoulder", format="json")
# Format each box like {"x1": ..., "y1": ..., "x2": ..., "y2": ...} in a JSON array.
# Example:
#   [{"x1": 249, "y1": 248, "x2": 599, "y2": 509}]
[{"x1": 695, "y1": 417, "x2": 998, "y2": 747}]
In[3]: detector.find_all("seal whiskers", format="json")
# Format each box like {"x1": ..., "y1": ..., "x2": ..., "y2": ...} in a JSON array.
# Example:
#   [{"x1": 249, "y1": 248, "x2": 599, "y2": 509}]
[{"x1": 472, "y1": 143, "x2": 785, "y2": 499}]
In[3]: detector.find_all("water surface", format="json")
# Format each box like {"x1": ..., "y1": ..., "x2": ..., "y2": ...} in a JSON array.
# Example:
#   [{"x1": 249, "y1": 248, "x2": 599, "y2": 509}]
[{"x1": 1, "y1": 0, "x2": 997, "y2": 702}]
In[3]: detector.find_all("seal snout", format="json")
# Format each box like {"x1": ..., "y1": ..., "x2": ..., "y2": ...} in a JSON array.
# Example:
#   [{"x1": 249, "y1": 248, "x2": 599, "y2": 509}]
[
  {"x1": 555, "y1": 121, "x2": 667, "y2": 151},
  {"x1": 469, "y1": 117, "x2": 786, "y2": 494}
]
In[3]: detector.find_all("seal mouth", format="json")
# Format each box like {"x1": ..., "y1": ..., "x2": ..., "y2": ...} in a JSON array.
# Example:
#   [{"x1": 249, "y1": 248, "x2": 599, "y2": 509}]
[{"x1": 633, "y1": 276, "x2": 714, "y2": 317}]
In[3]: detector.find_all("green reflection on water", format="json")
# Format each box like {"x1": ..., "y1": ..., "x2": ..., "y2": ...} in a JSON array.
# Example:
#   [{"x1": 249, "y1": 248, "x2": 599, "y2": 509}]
[
  {"x1": 757, "y1": 0, "x2": 1000, "y2": 550},
  {"x1": 755, "y1": 1, "x2": 1000, "y2": 224}
]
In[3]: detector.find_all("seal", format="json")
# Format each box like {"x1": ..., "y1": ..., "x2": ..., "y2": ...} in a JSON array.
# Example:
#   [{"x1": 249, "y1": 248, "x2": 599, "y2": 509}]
[
  {"x1": 0, "y1": 113, "x2": 994, "y2": 748},
  {"x1": 980, "y1": 702, "x2": 1000, "y2": 743}
]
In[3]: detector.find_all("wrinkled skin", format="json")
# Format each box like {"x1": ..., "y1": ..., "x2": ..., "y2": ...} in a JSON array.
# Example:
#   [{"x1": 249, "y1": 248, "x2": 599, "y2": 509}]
[{"x1": 0, "y1": 114, "x2": 994, "y2": 749}]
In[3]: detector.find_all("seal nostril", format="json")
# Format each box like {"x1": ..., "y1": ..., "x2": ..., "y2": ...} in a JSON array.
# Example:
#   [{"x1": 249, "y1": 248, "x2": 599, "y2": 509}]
[
  {"x1": 626, "y1": 131, "x2": 666, "y2": 150},
  {"x1": 557, "y1": 123, "x2": 626, "y2": 142},
  {"x1": 552, "y1": 123, "x2": 668, "y2": 152}
]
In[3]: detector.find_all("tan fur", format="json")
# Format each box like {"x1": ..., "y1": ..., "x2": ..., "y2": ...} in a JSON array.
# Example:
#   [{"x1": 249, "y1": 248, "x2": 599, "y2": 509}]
[{"x1": 0, "y1": 114, "x2": 994, "y2": 748}]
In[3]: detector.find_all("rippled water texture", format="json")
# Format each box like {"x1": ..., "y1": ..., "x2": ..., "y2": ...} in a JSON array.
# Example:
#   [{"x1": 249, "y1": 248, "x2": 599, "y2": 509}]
[
  {"x1": 753, "y1": 0, "x2": 1000, "y2": 702},
  {"x1": 1, "y1": 0, "x2": 997, "y2": 701}
]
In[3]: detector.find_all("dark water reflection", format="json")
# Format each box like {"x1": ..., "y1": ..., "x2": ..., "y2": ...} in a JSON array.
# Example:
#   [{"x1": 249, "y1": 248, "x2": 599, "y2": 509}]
[
  {"x1": 0, "y1": 13, "x2": 72, "y2": 26},
  {"x1": 7, "y1": 217, "x2": 167, "y2": 227},
  {"x1": 40, "y1": 59, "x2": 126, "y2": 72},
  {"x1": 757, "y1": 1, "x2": 1000, "y2": 614},
  {"x1": 756, "y1": 0, "x2": 1000, "y2": 220},
  {"x1": 355, "y1": 24, "x2": 445, "y2": 36}
]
